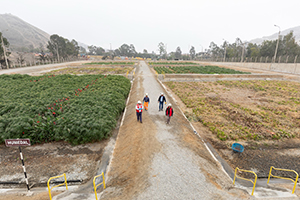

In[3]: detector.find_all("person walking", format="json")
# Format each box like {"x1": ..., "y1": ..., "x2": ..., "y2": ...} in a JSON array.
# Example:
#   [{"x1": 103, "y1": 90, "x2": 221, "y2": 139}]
[
  {"x1": 158, "y1": 93, "x2": 166, "y2": 111},
  {"x1": 143, "y1": 93, "x2": 150, "y2": 111},
  {"x1": 165, "y1": 103, "x2": 174, "y2": 124},
  {"x1": 136, "y1": 100, "x2": 143, "y2": 123}
]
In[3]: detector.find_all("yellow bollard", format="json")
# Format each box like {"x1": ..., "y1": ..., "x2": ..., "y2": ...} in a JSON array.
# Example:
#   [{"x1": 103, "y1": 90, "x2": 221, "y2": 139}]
[
  {"x1": 233, "y1": 167, "x2": 257, "y2": 196},
  {"x1": 267, "y1": 166, "x2": 298, "y2": 194},
  {"x1": 93, "y1": 172, "x2": 106, "y2": 200},
  {"x1": 47, "y1": 173, "x2": 68, "y2": 200}
]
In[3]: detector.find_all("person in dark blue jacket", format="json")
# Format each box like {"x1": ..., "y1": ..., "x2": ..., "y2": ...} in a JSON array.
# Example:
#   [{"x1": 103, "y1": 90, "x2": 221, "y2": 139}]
[{"x1": 157, "y1": 92, "x2": 166, "y2": 111}]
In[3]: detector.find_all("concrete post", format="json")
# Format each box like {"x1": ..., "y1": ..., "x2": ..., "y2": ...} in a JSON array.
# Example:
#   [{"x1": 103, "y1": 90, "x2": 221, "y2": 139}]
[
  {"x1": 294, "y1": 55, "x2": 298, "y2": 63},
  {"x1": 278, "y1": 56, "x2": 281, "y2": 63},
  {"x1": 286, "y1": 56, "x2": 289, "y2": 63}
]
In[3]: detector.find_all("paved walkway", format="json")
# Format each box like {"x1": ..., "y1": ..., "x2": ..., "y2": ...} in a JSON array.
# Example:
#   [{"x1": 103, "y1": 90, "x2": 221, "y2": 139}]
[
  {"x1": 99, "y1": 61, "x2": 246, "y2": 200},
  {"x1": 136, "y1": 62, "x2": 235, "y2": 199}
]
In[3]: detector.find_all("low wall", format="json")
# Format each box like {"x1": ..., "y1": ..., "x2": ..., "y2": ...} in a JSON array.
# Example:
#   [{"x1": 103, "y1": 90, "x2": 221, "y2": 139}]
[{"x1": 197, "y1": 61, "x2": 300, "y2": 75}]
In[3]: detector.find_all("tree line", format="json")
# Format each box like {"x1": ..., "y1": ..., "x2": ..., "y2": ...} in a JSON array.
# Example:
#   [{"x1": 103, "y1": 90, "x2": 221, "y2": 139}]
[
  {"x1": 208, "y1": 31, "x2": 300, "y2": 62},
  {"x1": 87, "y1": 42, "x2": 198, "y2": 60},
  {"x1": 2, "y1": 31, "x2": 300, "y2": 66}
]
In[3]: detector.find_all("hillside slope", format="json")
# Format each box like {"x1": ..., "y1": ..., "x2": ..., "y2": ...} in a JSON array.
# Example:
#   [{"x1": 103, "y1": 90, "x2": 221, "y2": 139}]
[
  {"x1": 250, "y1": 26, "x2": 300, "y2": 44},
  {"x1": 0, "y1": 13, "x2": 50, "y2": 51}
]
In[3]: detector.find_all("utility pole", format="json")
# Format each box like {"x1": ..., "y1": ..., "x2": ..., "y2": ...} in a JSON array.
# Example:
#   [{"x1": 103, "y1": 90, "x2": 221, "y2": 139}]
[
  {"x1": 241, "y1": 43, "x2": 245, "y2": 62},
  {"x1": 165, "y1": 43, "x2": 167, "y2": 60},
  {"x1": 222, "y1": 39, "x2": 227, "y2": 62},
  {"x1": 273, "y1": 25, "x2": 280, "y2": 63},
  {"x1": 0, "y1": 33, "x2": 9, "y2": 68},
  {"x1": 199, "y1": 44, "x2": 203, "y2": 52}
]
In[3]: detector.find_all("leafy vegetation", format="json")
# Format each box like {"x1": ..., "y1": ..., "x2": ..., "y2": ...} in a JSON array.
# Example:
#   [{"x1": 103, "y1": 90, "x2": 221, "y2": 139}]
[
  {"x1": 209, "y1": 32, "x2": 300, "y2": 62},
  {"x1": 47, "y1": 34, "x2": 79, "y2": 60},
  {"x1": 149, "y1": 62, "x2": 196, "y2": 65},
  {"x1": 154, "y1": 66, "x2": 250, "y2": 74},
  {"x1": 165, "y1": 80, "x2": 300, "y2": 141},
  {"x1": 0, "y1": 74, "x2": 131, "y2": 145},
  {"x1": 85, "y1": 62, "x2": 135, "y2": 65}
]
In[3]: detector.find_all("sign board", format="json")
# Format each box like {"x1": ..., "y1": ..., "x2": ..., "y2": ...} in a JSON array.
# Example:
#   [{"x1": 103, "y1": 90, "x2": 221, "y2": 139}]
[{"x1": 5, "y1": 139, "x2": 31, "y2": 147}]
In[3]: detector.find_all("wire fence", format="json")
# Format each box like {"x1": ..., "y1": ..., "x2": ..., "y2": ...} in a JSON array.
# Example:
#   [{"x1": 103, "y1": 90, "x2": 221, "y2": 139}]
[
  {"x1": 198, "y1": 55, "x2": 300, "y2": 64},
  {"x1": 0, "y1": 56, "x2": 86, "y2": 69}
]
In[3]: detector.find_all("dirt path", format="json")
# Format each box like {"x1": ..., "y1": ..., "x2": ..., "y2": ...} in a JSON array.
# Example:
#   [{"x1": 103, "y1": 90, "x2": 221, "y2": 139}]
[
  {"x1": 101, "y1": 61, "x2": 249, "y2": 199},
  {"x1": 0, "y1": 61, "x2": 90, "y2": 76}
]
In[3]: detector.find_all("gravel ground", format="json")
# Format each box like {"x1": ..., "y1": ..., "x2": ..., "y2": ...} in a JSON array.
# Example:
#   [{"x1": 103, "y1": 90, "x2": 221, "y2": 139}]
[
  {"x1": 100, "y1": 61, "x2": 249, "y2": 199},
  {"x1": 135, "y1": 61, "x2": 248, "y2": 199}
]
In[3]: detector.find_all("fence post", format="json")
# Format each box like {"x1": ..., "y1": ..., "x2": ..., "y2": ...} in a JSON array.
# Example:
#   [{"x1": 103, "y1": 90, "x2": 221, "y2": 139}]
[
  {"x1": 278, "y1": 56, "x2": 281, "y2": 63},
  {"x1": 294, "y1": 55, "x2": 298, "y2": 63},
  {"x1": 265, "y1": 56, "x2": 268, "y2": 63},
  {"x1": 286, "y1": 56, "x2": 289, "y2": 63}
]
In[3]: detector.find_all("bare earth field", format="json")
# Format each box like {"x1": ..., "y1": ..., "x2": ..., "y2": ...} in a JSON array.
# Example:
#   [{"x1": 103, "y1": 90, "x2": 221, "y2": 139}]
[
  {"x1": 47, "y1": 65, "x2": 134, "y2": 75},
  {"x1": 164, "y1": 80, "x2": 300, "y2": 179}
]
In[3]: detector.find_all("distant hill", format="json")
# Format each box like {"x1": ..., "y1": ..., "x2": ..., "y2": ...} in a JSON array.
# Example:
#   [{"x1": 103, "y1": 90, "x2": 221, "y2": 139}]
[
  {"x1": 0, "y1": 13, "x2": 50, "y2": 51},
  {"x1": 250, "y1": 26, "x2": 300, "y2": 44},
  {"x1": 0, "y1": 13, "x2": 88, "y2": 52}
]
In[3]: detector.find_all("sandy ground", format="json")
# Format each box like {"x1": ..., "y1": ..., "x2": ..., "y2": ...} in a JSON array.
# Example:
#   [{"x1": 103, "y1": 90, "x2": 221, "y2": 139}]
[
  {"x1": 0, "y1": 60, "x2": 91, "y2": 76},
  {"x1": 100, "y1": 61, "x2": 249, "y2": 199},
  {"x1": 0, "y1": 191, "x2": 61, "y2": 200}
]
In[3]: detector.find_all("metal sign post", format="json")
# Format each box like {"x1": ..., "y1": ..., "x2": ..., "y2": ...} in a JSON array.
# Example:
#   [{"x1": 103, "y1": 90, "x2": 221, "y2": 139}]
[{"x1": 5, "y1": 139, "x2": 31, "y2": 192}]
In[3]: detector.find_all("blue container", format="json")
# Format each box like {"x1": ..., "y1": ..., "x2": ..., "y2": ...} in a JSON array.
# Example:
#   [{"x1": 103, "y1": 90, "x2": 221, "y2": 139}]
[{"x1": 232, "y1": 143, "x2": 244, "y2": 153}]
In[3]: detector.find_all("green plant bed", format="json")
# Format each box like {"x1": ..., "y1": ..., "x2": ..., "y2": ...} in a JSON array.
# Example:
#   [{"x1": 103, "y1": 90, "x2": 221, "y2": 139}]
[
  {"x1": 154, "y1": 66, "x2": 250, "y2": 74},
  {"x1": 85, "y1": 62, "x2": 135, "y2": 65},
  {"x1": 0, "y1": 74, "x2": 131, "y2": 145},
  {"x1": 149, "y1": 62, "x2": 196, "y2": 65}
]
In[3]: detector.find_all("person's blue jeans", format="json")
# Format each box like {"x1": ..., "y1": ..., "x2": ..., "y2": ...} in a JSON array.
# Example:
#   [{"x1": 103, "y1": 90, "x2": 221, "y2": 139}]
[
  {"x1": 159, "y1": 102, "x2": 164, "y2": 111},
  {"x1": 136, "y1": 112, "x2": 142, "y2": 122}
]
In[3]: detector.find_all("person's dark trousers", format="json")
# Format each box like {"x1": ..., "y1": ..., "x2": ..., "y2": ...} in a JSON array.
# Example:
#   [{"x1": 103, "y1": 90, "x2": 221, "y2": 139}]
[
  {"x1": 167, "y1": 116, "x2": 171, "y2": 124},
  {"x1": 136, "y1": 112, "x2": 142, "y2": 123},
  {"x1": 159, "y1": 102, "x2": 164, "y2": 111}
]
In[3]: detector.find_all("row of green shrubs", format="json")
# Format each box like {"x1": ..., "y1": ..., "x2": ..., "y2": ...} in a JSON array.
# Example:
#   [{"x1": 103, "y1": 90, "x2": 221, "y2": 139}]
[
  {"x1": 0, "y1": 74, "x2": 131, "y2": 145},
  {"x1": 154, "y1": 66, "x2": 251, "y2": 74}
]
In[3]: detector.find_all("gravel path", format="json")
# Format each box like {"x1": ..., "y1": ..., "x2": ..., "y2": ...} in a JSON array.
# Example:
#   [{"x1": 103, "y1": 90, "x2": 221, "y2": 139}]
[{"x1": 134, "y1": 61, "x2": 246, "y2": 199}]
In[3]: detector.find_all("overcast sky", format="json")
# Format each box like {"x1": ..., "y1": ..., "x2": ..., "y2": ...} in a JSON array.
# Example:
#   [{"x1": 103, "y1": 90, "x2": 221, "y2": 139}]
[{"x1": 1, "y1": 0, "x2": 300, "y2": 53}]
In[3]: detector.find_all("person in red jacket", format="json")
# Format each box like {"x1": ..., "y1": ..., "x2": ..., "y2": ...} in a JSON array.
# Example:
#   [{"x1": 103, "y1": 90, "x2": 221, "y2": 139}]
[
  {"x1": 136, "y1": 100, "x2": 143, "y2": 123},
  {"x1": 165, "y1": 103, "x2": 174, "y2": 124}
]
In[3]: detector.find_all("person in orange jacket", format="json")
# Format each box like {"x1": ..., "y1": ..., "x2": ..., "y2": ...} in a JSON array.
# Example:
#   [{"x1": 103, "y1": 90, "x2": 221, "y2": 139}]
[
  {"x1": 136, "y1": 100, "x2": 143, "y2": 123},
  {"x1": 143, "y1": 93, "x2": 150, "y2": 111},
  {"x1": 165, "y1": 103, "x2": 174, "y2": 124}
]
